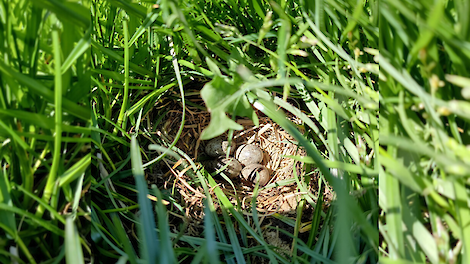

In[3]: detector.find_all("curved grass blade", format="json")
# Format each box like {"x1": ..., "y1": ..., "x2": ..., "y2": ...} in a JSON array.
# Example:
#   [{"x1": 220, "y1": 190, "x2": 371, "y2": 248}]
[{"x1": 65, "y1": 217, "x2": 85, "y2": 264}]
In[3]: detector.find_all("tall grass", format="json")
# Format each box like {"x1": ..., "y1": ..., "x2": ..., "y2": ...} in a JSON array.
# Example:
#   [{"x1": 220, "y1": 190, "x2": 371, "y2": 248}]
[
  {"x1": 1, "y1": 0, "x2": 468, "y2": 263},
  {"x1": 0, "y1": 0, "x2": 91, "y2": 263},
  {"x1": 91, "y1": 0, "x2": 378, "y2": 263},
  {"x1": 380, "y1": 1, "x2": 470, "y2": 263}
]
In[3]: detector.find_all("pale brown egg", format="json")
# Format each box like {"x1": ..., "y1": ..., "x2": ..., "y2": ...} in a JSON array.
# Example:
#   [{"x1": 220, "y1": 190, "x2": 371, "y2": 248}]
[
  {"x1": 235, "y1": 144, "x2": 263, "y2": 165},
  {"x1": 241, "y1": 164, "x2": 270, "y2": 186},
  {"x1": 206, "y1": 157, "x2": 242, "y2": 179}
]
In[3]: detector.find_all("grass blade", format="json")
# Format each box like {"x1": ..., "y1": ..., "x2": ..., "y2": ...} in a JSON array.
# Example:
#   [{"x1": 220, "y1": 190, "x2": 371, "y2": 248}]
[
  {"x1": 65, "y1": 217, "x2": 85, "y2": 264},
  {"x1": 130, "y1": 135, "x2": 159, "y2": 262}
]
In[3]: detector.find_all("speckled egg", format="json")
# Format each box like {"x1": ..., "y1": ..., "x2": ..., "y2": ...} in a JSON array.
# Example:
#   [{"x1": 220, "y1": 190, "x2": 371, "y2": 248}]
[
  {"x1": 206, "y1": 157, "x2": 242, "y2": 178},
  {"x1": 205, "y1": 137, "x2": 236, "y2": 157},
  {"x1": 241, "y1": 164, "x2": 270, "y2": 186},
  {"x1": 235, "y1": 144, "x2": 263, "y2": 165}
]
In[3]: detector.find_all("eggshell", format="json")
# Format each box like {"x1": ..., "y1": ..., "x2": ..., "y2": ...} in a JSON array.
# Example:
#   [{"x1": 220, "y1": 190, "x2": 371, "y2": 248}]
[
  {"x1": 235, "y1": 144, "x2": 263, "y2": 165},
  {"x1": 206, "y1": 157, "x2": 242, "y2": 179},
  {"x1": 241, "y1": 164, "x2": 270, "y2": 186},
  {"x1": 205, "y1": 137, "x2": 236, "y2": 157}
]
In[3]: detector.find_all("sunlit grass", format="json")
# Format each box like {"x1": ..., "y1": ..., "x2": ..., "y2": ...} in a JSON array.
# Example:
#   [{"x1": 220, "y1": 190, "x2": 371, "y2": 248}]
[
  {"x1": 0, "y1": 0, "x2": 91, "y2": 263},
  {"x1": 91, "y1": 0, "x2": 378, "y2": 263},
  {"x1": 380, "y1": 1, "x2": 470, "y2": 263},
  {"x1": 2, "y1": 0, "x2": 468, "y2": 263}
]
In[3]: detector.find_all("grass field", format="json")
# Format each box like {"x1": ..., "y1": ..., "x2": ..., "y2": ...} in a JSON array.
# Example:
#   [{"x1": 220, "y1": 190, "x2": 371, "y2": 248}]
[{"x1": 0, "y1": 0, "x2": 469, "y2": 263}]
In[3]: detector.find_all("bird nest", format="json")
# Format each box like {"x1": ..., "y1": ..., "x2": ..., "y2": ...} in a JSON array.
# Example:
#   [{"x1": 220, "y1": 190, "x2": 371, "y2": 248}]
[{"x1": 145, "y1": 90, "x2": 333, "y2": 252}]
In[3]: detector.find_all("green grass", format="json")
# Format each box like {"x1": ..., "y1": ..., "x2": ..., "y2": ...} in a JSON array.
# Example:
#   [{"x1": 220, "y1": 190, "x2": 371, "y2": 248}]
[
  {"x1": 0, "y1": 0, "x2": 469, "y2": 263},
  {"x1": 380, "y1": 1, "x2": 470, "y2": 263},
  {"x1": 90, "y1": 0, "x2": 378, "y2": 263},
  {"x1": 0, "y1": 0, "x2": 91, "y2": 263}
]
